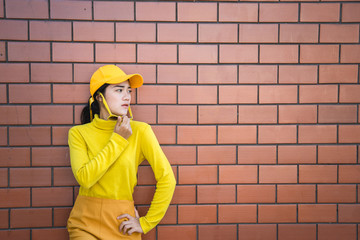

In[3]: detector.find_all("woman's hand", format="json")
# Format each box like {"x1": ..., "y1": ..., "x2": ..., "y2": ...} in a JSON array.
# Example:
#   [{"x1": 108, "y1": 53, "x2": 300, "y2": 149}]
[
  {"x1": 114, "y1": 116, "x2": 132, "y2": 139},
  {"x1": 117, "y1": 208, "x2": 143, "y2": 235}
]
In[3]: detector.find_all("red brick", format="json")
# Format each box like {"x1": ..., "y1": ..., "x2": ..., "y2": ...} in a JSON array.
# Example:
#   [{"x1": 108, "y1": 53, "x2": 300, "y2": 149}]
[
  {"x1": 8, "y1": 42, "x2": 50, "y2": 62},
  {"x1": 338, "y1": 204, "x2": 360, "y2": 222},
  {"x1": 138, "y1": 85, "x2": 176, "y2": 104},
  {"x1": 158, "y1": 105, "x2": 196, "y2": 124},
  {"x1": 0, "y1": 147, "x2": 30, "y2": 167},
  {"x1": 199, "y1": 65, "x2": 237, "y2": 84},
  {"x1": 180, "y1": 44, "x2": 218, "y2": 64},
  {"x1": 53, "y1": 167, "x2": 78, "y2": 186},
  {"x1": 239, "y1": 105, "x2": 277, "y2": 124},
  {"x1": 319, "y1": 105, "x2": 357, "y2": 123},
  {"x1": 321, "y1": 24, "x2": 359, "y2": 43},
  {"x1": 178, "y1": 2, "x2": 217, "y2": 22},
  {"x1": 138, "y1": 166, "x2": 156, "y2": 185},
  {"x1": 32, "y1": 187, "x2": 73, "y2": 207},
  {"x1": 6, "y1": 0, "x2": 48, "y2": 19},
  {"x1": 300, "y1": 3, "x2": 340, "y2": 22},
  {"x1": 259, "y1": 125, "x2": 297, "y2": 144},
  {"x1": 299, "y1": 165, "x2": 337, "y2": 183},
  {"x1": 238, "y1": 224, "x2": 277, "y2": 240},
  {"x1": 171, "y1": 185, "x2": 196, "y2": 204},
  {"x1": 299, "y1": 204, "x2": 337, "y2": 223},
  {"x1": 0, "y1": 188, "x2": 30, "y2": 207},
  {"x1": 53, "y1": 43, "x2": 93, "y2": 62},
  {"x1": 279, "y1": 65, "x2": 317, "y2": 84},
  {"x1": 131, "y1": 105, "x2": 156, "y2": 124},
  {"x1": 157, "y1": 23, "x2": 196, "y2": 43},
  {"x1": 179, "y1": 165, "x2": 217, "y2": 184},
  {"x1": 95, "y1": 43, "x2": 136, "y2": 63},
  {"x1": 178, "y1": 205, "x2": 217, "y2": 224},
  {"x1": 339, "y1": 165, "x2": 360, "y2": 183},
  {"x1": 300, "y1": 85, "x2": 338, "y2": 103},
  {"x1": 220, "y1": 44, "x2": 258, "y2": 63},
  {"x1": 218, "y1": 125, "x2": 257, "y2": 144},
  {"x1": 10, "y1": 208, "x2": 52, "y2": 228},
  {"x1": 280, "y1": 24, "x2": 318, "y2": 43},
  {"x1": 318, "y1": 185, "x2": 356, "y2": 203},
  {"x1": 198, "y1": 145, "x2": 236, "y2": 165},
  {"x1": 0, "y1": 0, "x2": 2, "y2": 18},
  {"x1": 0, "y1": 84, "x2": 6, "y2": 103},
  {"x1": 0, "y1": 42, "x2": 5, "y2": 61},
  {"x1": 198, "y1": 185, "x2": 236, "y2": 203},
  {"x1": 50, "y1": 0, "x2": 91, "y2": 20},
  {"x1": 158, "y1": 65, "x2": 196, "y2": 84},
  {"x1": 260, "y1": 3, "x2": 298, "y2": 22},
  {"x1": 0, "y1": 106, "x2": 30, "y2": 125},
  {"x1": 259, "y1": 205, "x2": 297, "y2": 223},
  {"x1": 138, "y1": 44, "x2": 177, "y2": 63},
  {"x1": 260, "y1": 45, "x2": 298, "y2": 63},
  {"x1": 9, "y1": 127, "x2": 51, "y2": 146},
  {"x1": 319, "y1": 145, "x2": 356, "y2": 164},
  {"x1": 341, "y1": 45, "x2": 360, "y2": 63},
  {"x1": 237, "y1": 185, "x2": 275, "y2": 203},
  {"x1": 151, "y1": 125, "x2": 176, "y2": 144},
  {"x1": 10, "y1": 168, "x2": 51, "y2": 187},
  {"x1": 158, "y1": 226, "x2": 196, "y2": 240},
  {"x1": 178, "y1": 126, "x2": 216, "y2": 145},
  {"x1": 9, "y1": 84, "x2": 51, "y2": 103},
  {"x1": 219, "y1": 204, "x2": 256, "y2": 223},
  {"x1": 32, "y1": 147, "x2": 70, "y2": 166},
  {"x1": 74, "y1": 22, "x2": 114, "y2": 42},
  {"x1": 162, "y1": 146, "x2": 196, "y2": 165},
  {"x1": 53, "y1": 84, "x2": 88, "y2": 104},
  {"x1": 279, "y1": 105, "x2": 317, "y2": 123},
  {"x1": 278, "y1": 145, "x2": 316, "y2": 164},
  {"x1": 52, "y1": 126, "x2": 71, "y2": 145},
  {"x1": 259, "y1": 85, "x2": 298, "y2": 103},
  {"x1": 342, "y1": 3, "x2": 360, "y2": 22},
  {"x1": 133, "y1": 186, "x2": 155, "y2": 205},
  {"x1": 199, "y1": 105, "x2": 237, "y2": 124},
  {"x1": 160, "y1": 205, "x2": 177, "y2": 224},
  {"x1": 300, "y1": 125, "x2": 338, "y2": 143},
  {"x1": 0, "y1": 168, "x2": 7, "y2": 187},
  {"x1": 136, "y1": 2, "x2": 175, "y2": 22},
  {"x1": 340, "y1": 85, "x2": 360, "y2": 103},
  {"x1": 30, "y1": 21, "x2": 71, "y2": 41},
  {"x1": 32, "y1": 105, "x2": 73, "y2": 125},
  {"x1": 31, "y1": 63, "x2": 72, "y2": 83},
  {"x1": 32, "y1": 228, "x2": 68, "y2": 240},
  {"x1": 54, "y1": 207, "x2": 71, "y2": 227},
  {"x1": 0, "y1": 230, "x2": 30, "y2": 240},
  {"x1": 116, "y1": 23, "x2": 155, "y2": 42},
  {"x1": 320, "y1": 65, "x2": 358, "y2": 83},
  {"x1": 0, "y1": 127, "x2": 7, "y2": 145},
  {"x1": 278, "y1": 185, "x2": 316, "y2": 203},
  {"x1": 238, "y1": 145, "x2": 276, "y2": 164},
  {"x1": 0, "y1": 209, "x2": 8, "y2": 228},
  {"x1": 74, "y1": 105, "x2": 84, "y2": 125},
  {"x1": 73, "y1": 64, "x2": 103, "y2": 83},
  {"x1": 260, "y1": 165, "x2": 297, "y2": 183},
  {"x1": 179, "y1": 85, "x2": 217, "y2": 104},
  {"x1": 219, "y1": 3, "x2": 258, "y2": 22},
  {"x1": 239, "y1": 24, "x2": 278, "y2": 43},
  {"x1": 0, "y1": 20, "x2": 27, "y2": 40},
  {"x1": 300, "y1": 44, "x2": 339, "y2": 63},
  {"x1": 219, "y1": 86, "x2": 258, "y2": 104},
  {"x1": 94, "y1": 1, "x2": 133, "y2": 21},
  {"x1": 318, "y1": 224, "x2": 357, "y2": 240},
  {"x1": 278, "y1": 224, "x2": 316, "y2": 240},
  {"x1": 119, "y1": 64, "x2": 156, "y2": 84},
  {"x1": 219, "y1": 165, "x2": 257, "y2": 184},
  {"x1": 199, "y1": 24, "x2": 237, "y2": 43},
  {"x1": 199, "y1": 225, "x2": 237, "y2": 240},
  {"x1": 239, "y1": 65, "x2": 276, "y2": 84}
]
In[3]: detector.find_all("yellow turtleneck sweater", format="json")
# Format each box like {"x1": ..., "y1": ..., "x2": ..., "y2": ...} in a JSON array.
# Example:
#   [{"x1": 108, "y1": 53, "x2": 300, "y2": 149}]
[{"x1": 67, "y1": 114, "x2": 176, "y2": 234}]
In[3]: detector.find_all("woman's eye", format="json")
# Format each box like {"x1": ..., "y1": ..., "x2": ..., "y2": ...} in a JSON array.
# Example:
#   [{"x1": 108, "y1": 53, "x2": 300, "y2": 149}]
[{"x1": 116, "y1": 89, "x2": 123, "y2": 92}]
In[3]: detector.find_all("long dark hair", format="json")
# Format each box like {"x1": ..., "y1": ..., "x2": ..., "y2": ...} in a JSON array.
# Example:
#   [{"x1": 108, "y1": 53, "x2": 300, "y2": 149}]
[{"x1": 81, "y1": 84, "x2": 109, "y2": 124}]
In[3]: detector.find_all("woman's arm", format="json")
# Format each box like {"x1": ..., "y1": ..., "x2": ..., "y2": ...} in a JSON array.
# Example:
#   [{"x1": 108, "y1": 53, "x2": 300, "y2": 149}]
[
  {"x1": 68, "y1": 127, "x2": 129, "y2": 189},
  {"x1": 138, "y1": 124, "x2": 176, "y2": 234}
]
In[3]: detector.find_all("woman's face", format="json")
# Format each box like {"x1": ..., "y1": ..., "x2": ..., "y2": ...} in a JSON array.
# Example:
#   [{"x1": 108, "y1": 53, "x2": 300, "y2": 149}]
[{"x1": 99, "y1": 81, "x2": 132, "y2": 118}]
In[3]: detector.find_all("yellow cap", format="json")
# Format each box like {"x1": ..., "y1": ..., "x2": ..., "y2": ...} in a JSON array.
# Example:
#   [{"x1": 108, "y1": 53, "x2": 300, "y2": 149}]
[{"x1": 90, "y1": 65, "x2": 143, "y2": 97}]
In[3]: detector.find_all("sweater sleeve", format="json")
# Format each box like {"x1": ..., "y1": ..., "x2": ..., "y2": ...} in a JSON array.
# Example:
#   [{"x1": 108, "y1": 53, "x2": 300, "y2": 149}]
[
  {"x1": 68, "y1": 127, "x2": 129, "y2": 189},
  {"x1": 138, "y1": 124, "x2": 176, "y2": 234}
]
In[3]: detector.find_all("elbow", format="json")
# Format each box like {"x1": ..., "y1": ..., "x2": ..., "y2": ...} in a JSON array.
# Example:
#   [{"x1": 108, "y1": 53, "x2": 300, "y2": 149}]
[{"x1": 74, "y1": 170, "x2": 95, "y2": 189}]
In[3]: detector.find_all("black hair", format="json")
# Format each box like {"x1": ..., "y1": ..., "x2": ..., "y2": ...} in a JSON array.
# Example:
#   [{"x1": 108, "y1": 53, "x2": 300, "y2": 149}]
[{"x1": 80, "y1": 84, "x2": 109, "y2": 124}]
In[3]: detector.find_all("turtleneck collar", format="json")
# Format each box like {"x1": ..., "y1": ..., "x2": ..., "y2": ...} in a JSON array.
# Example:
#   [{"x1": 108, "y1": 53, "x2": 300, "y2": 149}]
[{"x1": 92, "y1": 114, "x2": 117, "y2": 131}]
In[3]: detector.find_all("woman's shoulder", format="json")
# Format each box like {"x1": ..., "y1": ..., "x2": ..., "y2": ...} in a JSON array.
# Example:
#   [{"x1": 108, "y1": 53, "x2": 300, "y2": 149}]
[{"x1": 131, "y1": 120, "x2": 150, "y2": 132}]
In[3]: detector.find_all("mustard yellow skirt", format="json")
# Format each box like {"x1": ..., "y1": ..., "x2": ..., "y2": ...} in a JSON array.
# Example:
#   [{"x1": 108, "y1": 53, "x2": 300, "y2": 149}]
[{"x1": 67, "y1": 195, "x2": 141, "y2": 240}]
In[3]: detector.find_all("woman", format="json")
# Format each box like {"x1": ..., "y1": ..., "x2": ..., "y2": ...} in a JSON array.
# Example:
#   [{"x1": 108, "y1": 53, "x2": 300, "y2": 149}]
[{"x1": 67, "y1": 65, "x2": 176, "y2": 239}]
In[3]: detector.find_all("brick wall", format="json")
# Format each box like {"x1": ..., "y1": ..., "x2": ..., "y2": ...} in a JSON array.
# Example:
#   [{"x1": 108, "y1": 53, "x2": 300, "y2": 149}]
[{"x1": 0, "y1": 0, "x2": 360, "y2": 239}]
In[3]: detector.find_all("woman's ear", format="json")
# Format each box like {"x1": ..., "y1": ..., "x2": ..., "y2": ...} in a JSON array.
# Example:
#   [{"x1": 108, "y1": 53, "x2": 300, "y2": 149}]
[{"x1": 96, "y1": 94, "x2": 102, "y2": 102}]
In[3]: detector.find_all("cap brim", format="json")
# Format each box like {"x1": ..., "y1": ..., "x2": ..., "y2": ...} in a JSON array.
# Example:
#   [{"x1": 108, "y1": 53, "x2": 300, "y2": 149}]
[{"x1": 107, "y1": 73, "x2": 143, "y2": 89}]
